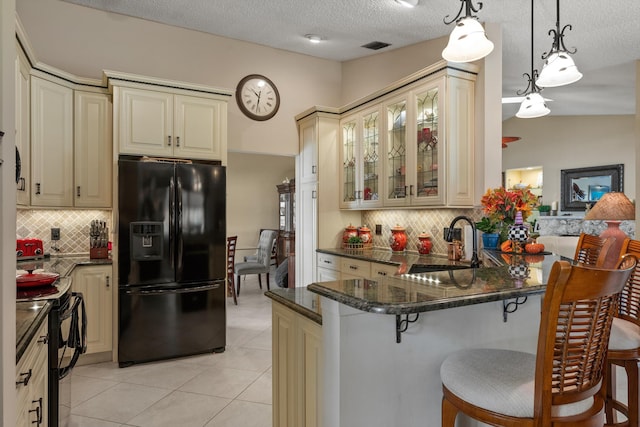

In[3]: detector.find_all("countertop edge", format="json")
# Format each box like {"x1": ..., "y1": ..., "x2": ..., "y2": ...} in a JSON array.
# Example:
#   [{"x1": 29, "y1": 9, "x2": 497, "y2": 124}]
[
  {"x1": 16, "y1": 302, "x2": 51, "y2": 364},
  {"x1": 265, "y1": 290, "x2": 322, "y2": 325}
]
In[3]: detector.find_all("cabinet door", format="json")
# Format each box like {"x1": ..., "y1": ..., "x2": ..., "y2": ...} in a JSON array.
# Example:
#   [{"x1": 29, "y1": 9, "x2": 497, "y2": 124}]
[
  {"x1": 174, "y1": 95, "x2": 225, "y2": 161},
  {"x1": 411, "y1": 81, "x2": 445, "y2": 206},
  {"x1": 297, "y1": 182, "x2": 318, "y2": 286},
  {"x1": 272, "y1": 303, "x2": 296, "y2": 427},
  {"x1": 72, "y1": 265, "x2": 113, "y2": 354},
  {"x1": 360, "y1": 108, "x2": 383, "y2": 208},
  {"x1": 298, "y1": 116, "x2": 318, "y2": 184},
  {"x1": 339, "y1": 115, "x2": 358, "y2": 208},
  {"x1": 118, "y1": 87, "x2": 173, "y2": 157},
  {"x1": 31, "y1": 76, "x2": 74, "y2": 207},
  {"x1": 297, "y1": 316, "x2": 323, "y2": 427},
  {"x1": 316, "y1": 267, "x2": 340, "y2": 282},
  {"x1": 382, "y1": 95, "x2": 409, "y2": 207},
  {"x1": 15, "y1": 48, "x2": 30, "y2": 206},
  {"x1": 74, "y1": 91, "x2": 112, "y2": 208}
]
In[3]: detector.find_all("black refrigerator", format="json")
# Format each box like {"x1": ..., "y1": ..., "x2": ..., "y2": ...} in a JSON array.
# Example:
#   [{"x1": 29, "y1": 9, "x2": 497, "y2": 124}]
[{"x1": 117, "y1": 156, "x2": 226, "y2": 367}]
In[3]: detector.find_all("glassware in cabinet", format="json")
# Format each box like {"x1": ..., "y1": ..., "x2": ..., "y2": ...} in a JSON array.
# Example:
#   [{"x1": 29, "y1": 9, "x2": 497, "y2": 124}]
[{"x1": 384, "y1": 98, "x2": 408, "y2": 206}]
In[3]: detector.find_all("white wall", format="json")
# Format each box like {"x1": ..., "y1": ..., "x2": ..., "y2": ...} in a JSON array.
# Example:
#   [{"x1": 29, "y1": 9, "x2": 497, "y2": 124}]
[
  {"x1": 502, "y1": 115, "x2": 636, "y2": 209},
  {"x1": 226, "y1": 152, "x2": 294, "y2": 256},
  {"x1": 16, "y1": 0, "x2": 343, "y2": 157}
]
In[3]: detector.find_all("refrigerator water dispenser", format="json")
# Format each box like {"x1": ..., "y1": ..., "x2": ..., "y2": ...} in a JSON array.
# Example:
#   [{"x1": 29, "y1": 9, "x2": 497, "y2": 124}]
[{"x1": 131, "y1": 222, "x2": 163, "y2": 260}]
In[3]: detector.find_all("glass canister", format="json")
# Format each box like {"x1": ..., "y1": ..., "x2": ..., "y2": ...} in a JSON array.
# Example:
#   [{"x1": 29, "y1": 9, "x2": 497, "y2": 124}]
[
  {"x1": 389, "y1": 225, "x2": 407, "y2": 252},
  {"x1": 417, "y1": 232, "x2": 432, "y2": 255},
  {"x1": 358, "y1": 225, "x2": 372, "y2": 244},
  {"x1": 342, "y1": 224, "x2": 358, "y2": 245}
]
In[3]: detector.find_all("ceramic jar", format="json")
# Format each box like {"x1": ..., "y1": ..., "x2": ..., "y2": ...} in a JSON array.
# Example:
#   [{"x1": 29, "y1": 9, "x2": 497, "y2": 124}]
[
  {"x1": 358, "y1": 225, "x2": 372, "y2": 244},
  {"x1": 417, "y1": 233, "x2": 432, "y2": 255},
  {"x1": 389, "y1": 225, "x2": 407, "y2": 252},
  {"x1": 343, "y1": 225, "x2": 358, "y2": 245}
]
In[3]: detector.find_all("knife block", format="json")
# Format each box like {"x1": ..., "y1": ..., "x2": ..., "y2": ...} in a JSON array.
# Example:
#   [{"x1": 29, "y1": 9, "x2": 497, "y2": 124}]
[{"x1": 90, "y1": 247, "x2": 108, "y2": 259}]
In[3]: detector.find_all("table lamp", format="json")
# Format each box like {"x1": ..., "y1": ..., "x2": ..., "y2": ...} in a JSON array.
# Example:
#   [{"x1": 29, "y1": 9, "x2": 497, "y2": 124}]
[{"x1": 583, "y1": 192, "x2": 636, "y2": 268}]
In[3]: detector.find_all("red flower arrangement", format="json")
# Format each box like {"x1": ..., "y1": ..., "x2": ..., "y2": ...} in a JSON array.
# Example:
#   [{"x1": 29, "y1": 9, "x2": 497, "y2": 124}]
[{"x1": 480, "y1": 186, "x2": 538, "y2": 224}]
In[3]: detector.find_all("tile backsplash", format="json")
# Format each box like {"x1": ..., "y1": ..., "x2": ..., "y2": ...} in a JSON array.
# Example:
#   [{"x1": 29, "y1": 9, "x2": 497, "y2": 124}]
[{"x1": 17, "y1": 209, "x2": 112, "y2": 255}]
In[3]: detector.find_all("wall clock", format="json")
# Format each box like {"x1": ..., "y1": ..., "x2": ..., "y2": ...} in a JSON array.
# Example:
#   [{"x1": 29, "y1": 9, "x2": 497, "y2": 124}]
[{"x1": 235, "y1": 74, "x2": 280, "y2": 121}]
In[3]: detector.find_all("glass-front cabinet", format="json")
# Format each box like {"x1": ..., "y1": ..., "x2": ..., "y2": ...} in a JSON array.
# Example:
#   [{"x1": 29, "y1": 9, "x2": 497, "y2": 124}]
[
  {"x1": 339, "y1": 107, "x2": 382, "y2": 209},
  {"x1": 276, "y1": 179, "x2": 295, "y2": 266}
]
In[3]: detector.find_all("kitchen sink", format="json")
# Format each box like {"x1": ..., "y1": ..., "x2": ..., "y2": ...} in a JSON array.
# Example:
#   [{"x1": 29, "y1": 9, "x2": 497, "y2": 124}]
[{"x1": 407, "y1": 264, "x2": 474, "y2": 274}]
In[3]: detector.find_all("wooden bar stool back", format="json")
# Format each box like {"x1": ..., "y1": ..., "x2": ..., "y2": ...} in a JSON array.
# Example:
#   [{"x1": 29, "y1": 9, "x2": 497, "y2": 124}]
[
  {"x1": 226, "y1": 236, "x2": 238, "y2": 305},
  {"x1": 606, "y1": 238, "x2": 640, "y2": 427},
  {"x1": 440, "y1": 258, "x2": 636, "y2": 427},
  {"x1": 574, "y1": 232, "x2": 615, "y2": 266}
]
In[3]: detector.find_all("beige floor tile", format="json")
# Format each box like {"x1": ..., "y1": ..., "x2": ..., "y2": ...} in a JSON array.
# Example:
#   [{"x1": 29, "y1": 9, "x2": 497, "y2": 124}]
[
  {"x1": 243, "y1": 327, "x2": 272, "y2": 351},
  {"x1": 179, "y1": 366, "x2": 261, "y2": 399},
  {"x1": 236, "y1": 371, "x2": 272, "y2": 405},
  {"x1": 204, "y1": 400, "x2": 271, "y2": 427},
  {"x1": 212, "y1": 346, "x2": 272, "y2": 372},
  {"x1": 119, "y1": 360, "x2": 205, "y2": 390},
  {"x1": 70, "y1": 374, "x2": 119, "y2": 407},
  {"x1": 72, "y1": 382, "x2": 171, "y2": 423},
  {"x1": 126, "y1": 391, "x2": 231, "y2": 427},
  {"x1": 68, "y1": 414, "x2": 124, "y2": 426}
]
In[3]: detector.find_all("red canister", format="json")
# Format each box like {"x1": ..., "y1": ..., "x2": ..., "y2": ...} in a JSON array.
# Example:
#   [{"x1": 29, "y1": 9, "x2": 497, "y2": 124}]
[
  {"x1": 358, "y1": 225, "x2": 372, "y2": 244},
  {"x1": 417, "y1": 233, "x2": 432, "y2": 255},
  {"x1": 343, "y1": 225, "x2": 358, "y2": 245},
  {"x1": 389, "y1": 225, "x2": 407, "y2": 252}
]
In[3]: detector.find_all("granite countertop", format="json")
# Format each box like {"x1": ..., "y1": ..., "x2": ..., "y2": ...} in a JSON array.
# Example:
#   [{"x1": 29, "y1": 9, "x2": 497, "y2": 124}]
[
  {"x1": 17, "y1": 254, "x2": 112, "y2": 277},
  {"x1": 317, "y1": 247, "x2": 472, "y2": 268},
  {"x1": 265, "y1": 287, "x2": 322, "y2": 325},
  {"x1": 308, "y1": 250, "x2": 566, "y2": 315},
  {"x1": 16, "y1": 301, "x2": 51, "y2": 363}
]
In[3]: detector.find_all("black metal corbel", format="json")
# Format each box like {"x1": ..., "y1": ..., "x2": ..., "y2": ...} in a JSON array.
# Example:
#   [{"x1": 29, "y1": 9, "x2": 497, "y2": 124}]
[
  {"x1": 396, "y1": 313, "x2": 420, "y2": 343},
  {"x1": 503, "y1": 296, "x2": 528, "y2": 322}
]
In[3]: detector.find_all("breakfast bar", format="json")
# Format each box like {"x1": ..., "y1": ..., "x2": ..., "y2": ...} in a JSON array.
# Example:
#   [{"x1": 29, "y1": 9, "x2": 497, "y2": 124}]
[{"x1": 307, "y1": 250, "x2": 564, "y2": 427}]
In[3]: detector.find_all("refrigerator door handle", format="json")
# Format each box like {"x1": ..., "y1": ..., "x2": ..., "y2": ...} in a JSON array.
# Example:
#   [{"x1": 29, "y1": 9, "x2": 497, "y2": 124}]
[
  {"x1": 176, "y1": 175, "x2": 183, "y2": 271},
  {"x1": 123, "y1": 283, "x2": 221, "y2": 295},
  {"x1": 169, "y1": 175, "x2": 176, "y2": 270}
]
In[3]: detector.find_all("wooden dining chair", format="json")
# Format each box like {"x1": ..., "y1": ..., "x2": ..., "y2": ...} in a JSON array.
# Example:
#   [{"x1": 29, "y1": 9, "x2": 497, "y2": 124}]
[
  {"x1": 226, "y1": 236, "x2": 238, "y2": 305},
  {"x1": 440, "y1": 258, "x2": 636, "y2": 427},
  {"x1": 606, "y1": 238, "x2": 640, "y2": 427},
  {"x1": 574, "y1": 232, "x2": 614, "y2": 266}
]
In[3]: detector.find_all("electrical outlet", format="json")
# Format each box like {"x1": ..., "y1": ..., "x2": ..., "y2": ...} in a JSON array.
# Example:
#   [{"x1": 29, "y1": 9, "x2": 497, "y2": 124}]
[
  {"x1": 51, "y1": 228, "x2": 60, "y2": 241},
  {"x1": 375, "y1": 224, "x2": 382, "y2": 235}
]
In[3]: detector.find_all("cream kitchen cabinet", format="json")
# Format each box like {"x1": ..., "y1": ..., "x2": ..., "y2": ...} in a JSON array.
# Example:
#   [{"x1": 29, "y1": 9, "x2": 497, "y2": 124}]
[
  {"x1": 340, "y1": 257, "x2": 370, "y2": 280},
  {"x1": 370, "y1": 262, "x2": 401, "y2": 278},
  {"x1": 339, "y1": 106, "x2": 383, "y2": 209},
  {"x1": 72, "y1": 265, "x2": 112, "y2": 355},
  {"x1": 316, "y1": 253, "x2": 340, "y2": 282},
  {"x1": 16, "y1": 318, "x2": 48, "y2": 427},
  {"x1": 74, "y1": 91, "x2": 112, "y2": 208},
  {"x1": 30, "y1": 75, "x2": 74, "y2": 207},
  {"x1": 15, "y1": 46, "x2": 31, "y2": 206},
  {"x1": 272, "y1": 301, "x2": 322, "y2": 427},
  {"x1": 107, "y1": 72, "x2": 231, "y2": 163}
]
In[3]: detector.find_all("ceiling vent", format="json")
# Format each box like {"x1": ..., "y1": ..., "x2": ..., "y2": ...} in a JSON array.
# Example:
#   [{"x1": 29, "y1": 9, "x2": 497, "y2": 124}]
[{"x1": 361, "y1": 41, "x2": 391, "y2": 50}]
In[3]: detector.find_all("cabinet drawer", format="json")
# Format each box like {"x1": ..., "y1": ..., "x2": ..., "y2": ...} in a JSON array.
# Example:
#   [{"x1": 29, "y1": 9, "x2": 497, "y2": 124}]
[
  {"x1": 317, "y1": 253, "x2": 340, "y2": 272},
  {"x1": 371, "y1": 262, "x2": 400, "y2": 278},
  {"x1": 340, "y1": 258, "x2": 370, "y2": 277}
]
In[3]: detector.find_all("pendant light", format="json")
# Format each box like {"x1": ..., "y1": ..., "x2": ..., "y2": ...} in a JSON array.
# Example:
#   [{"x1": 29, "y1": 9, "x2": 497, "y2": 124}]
[
  {"x1": 516, "y1": 0, "x2": 550, "y2": 119},
  {"x1": 536, "y1": 0, "x2": 582, "y2": 87},
  {"x1": 441, "y1": 0, "x2": 494, "y2": 63}
]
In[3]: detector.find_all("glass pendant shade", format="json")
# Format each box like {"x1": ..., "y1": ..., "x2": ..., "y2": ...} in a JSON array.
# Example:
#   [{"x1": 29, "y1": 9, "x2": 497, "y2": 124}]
[
  {"x1": 537, "y1": 51, "x2": 583, "y2": 87},
  {"x1": 516, "y1": 92, "x2": 550, "y2": 118},
  {"x1": 442, "y1": 18, "x2": 494, "y2": 63}
]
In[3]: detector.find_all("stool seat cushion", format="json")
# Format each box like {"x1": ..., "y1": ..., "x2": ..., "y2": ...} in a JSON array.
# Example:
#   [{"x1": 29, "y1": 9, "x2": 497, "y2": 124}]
[
  {"x1": 441, "y1": 348, "x2": 594, "y2": 418},
  {"x1": 610, "y1": 317, "x2": 640, "y2": 351},
  {"x1": 234, "y1": 262, "x2": 268, "y2": 275}
]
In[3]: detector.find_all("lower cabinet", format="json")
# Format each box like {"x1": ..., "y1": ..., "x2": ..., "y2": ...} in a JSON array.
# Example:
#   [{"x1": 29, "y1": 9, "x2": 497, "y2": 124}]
[
  {"x1": 16, "y1": 319, "x2": 48, "y2": 427},
  {"x1": 340, "y1": 257, "x2": 370, "y2": 280},
  {"x1": 72, "y1": 265, "x2": 112, "y2": 355},
  {"x1": 272, "y1": 301, "x2": 322, "y2": 427},
  {"x1": 316, "y1": 253, "x2": 340, "y2": 282}
]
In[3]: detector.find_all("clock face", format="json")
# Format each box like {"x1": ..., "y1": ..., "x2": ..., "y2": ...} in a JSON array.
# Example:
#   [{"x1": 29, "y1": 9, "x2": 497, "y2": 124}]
[{"x1": 236, "y1": 74, "x2": 280, "y2": 121}]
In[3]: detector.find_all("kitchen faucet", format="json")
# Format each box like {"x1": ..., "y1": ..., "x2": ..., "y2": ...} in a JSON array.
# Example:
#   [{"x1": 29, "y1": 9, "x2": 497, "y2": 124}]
[{"x1": 446, "y1": 216, "x2": 481, "y2": 268}]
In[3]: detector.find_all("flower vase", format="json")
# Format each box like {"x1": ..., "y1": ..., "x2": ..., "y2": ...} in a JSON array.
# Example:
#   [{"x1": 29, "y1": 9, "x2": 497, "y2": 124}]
[{"x1": 481, "y1": 232, "x2": 500, "y2": 250}]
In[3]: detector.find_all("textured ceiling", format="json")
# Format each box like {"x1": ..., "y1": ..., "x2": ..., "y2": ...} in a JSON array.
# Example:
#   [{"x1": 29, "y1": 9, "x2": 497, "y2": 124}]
[{"x1": 62, "y1": 0, "x2": 640, "y2": 119}]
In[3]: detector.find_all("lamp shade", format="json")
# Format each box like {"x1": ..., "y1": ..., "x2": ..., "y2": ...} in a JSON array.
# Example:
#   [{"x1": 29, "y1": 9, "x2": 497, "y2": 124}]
[
  {"x1": 516, "y1": 92, "x2": 550, "y2": 118},
  {"x1": 537, "y1": 51, "x2": 583, "y2": 87},
  {"x1": 442, "y1": 18, "x2": 494, "y2": 63},
  {"x1": 584, "y1": 192, "x2": 636, "y2": 221}
]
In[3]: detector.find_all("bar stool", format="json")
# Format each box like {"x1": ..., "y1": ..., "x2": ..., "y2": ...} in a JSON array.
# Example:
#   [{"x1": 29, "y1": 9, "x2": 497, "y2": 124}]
[
  {"x1": 440, "y1": 258, "x2": 636, "y2": 427},
  {"x1": 606, "y1": 238, "x2": 640, "y2": 427},
  {"x1": 226, "y1": 236, "x2": 238, "y2": 305},
  {"x1": 574, "y1": 232, "x2": 614, "y2": 266}
]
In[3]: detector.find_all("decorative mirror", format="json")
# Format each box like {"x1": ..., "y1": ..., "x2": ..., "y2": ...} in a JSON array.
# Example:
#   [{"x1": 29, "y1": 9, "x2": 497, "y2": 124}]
[{"x1": 560, "y1": 164, "x2": 624, "y2": 211}]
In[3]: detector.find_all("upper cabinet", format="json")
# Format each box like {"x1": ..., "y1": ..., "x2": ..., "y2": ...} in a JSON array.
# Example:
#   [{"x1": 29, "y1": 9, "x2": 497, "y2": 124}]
[
  {"x1": 15, "y1": 46, "x2": 31, "y2": 206},
  {"x1": 106, "y1": 71, "x2": 232, "y2": 164},
  {"x1": 338, "y1": 61, "x2": 477, "y2": 209}
]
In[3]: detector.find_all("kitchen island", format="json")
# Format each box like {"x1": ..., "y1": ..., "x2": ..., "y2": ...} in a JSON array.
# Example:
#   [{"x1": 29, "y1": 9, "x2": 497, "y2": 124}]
[{"x1": 306, "y1": 249, "x2": 564, "y2": 427}]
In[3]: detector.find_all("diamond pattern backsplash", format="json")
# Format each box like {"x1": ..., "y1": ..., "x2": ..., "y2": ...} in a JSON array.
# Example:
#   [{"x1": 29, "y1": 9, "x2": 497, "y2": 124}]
[
  {"x1": 17, "y1": 209, "x2": 112, "y2": 255},
  {"x1": 362, "y1": 208, "x2": 483, "y2": 255}
]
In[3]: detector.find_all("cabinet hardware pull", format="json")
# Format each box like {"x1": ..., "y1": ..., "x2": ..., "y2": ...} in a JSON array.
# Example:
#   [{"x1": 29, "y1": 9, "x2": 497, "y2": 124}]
[
  {"x1": 312, "y1": 165, "x2": 316, "y2": 174},
  {"x1": 106, "y1": 276, "x2": 110, "y2": 288},
  {"x1": 324, "y1": 260, "x2": 330, "y2": 264},
  {"x1": 18, "y1": 177, "x2": 26, "y2": 191},
  {"x1": 350, "y1": 265, "x2": 357, "y2": 270},
  {"x1": 312, "y1": 190, "x2": 317, "y2": 199},
  {"x1": 168, "y1": 135, "x2": 172, "y2": 146},
  {"x1": 16, "y1": 369, "x2": 32, "y2": 386},
  {"x1": 35, "y1": 183, "x2": 41, "y2": 195},
  {"x1": 356, "y1": 190, "x2": 361, "y2": 200},
  {"x1": 410, "y1": 184, "x2": 414, "y2": 196},
  {"x1": 37, "y1": 335, "x2": 48, "y2": 344},
  {"x1": 77, "y1": 186, "x2": 81, "y2": 197},
  {"x1": 378, "y1": 271, "x2": 387, "y2": 276},
  {"x1": 29, "y1": 397, "x2": 42, "y2": 425},
  {"x1": 404, "y1": 185, "x2": 408, "y2": 197},
  {"x1": 176, "y1": 136, "x2": 180, "y2": 147}
]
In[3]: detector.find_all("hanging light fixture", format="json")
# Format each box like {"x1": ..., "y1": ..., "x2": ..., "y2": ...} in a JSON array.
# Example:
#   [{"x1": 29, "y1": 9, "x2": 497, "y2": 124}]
[
  {"x1": 536, "y1": 0, "x2": 582, "y2": 87},
  {"x1": 516, "y1": 0, "x2": 550, "y2": 119},
  {"x1": 441, "y1": 0, "x2": 494, "y2": 63}
]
